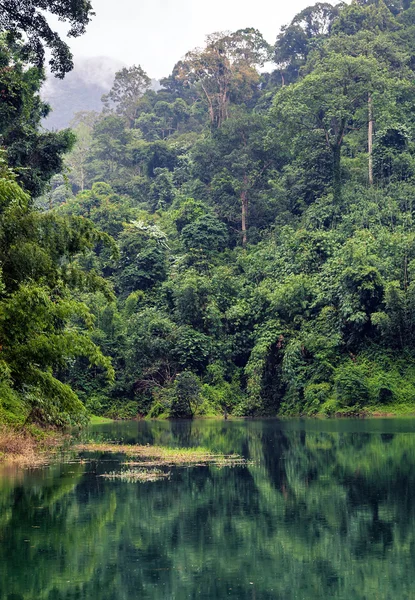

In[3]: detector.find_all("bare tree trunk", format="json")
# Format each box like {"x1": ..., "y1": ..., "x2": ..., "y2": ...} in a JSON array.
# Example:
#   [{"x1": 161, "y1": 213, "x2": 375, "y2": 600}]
[
  {"x1": 241, "y1": 176, "x2": 248, "y2": 247},
  {"x1": 200, "y1": 82, "x2": 215, "y2": 127},
  {"x1": 332, "y1": 144, "x2": 342, "y2": 205},
  {"x1": 368, "y1": 93, "x2": 374, "y2": 186},
  {"x1": 241, "y1": 191, "x2": 247, "y2": 247}
]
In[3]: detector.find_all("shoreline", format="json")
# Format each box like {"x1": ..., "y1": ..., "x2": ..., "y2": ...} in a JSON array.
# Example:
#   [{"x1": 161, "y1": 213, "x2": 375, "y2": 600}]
[
  {"x1": 2, "y1": 408, "x2": 415, "y2": 466},
  {"x1": 93, "y1": 409, "x2": 415, "y2": 423}
]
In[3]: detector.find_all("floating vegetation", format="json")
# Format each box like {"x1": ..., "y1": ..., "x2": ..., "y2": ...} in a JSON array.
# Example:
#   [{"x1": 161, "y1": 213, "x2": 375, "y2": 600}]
[
  {"x1": 75, "y1": 443, "x2": 248, "y2": 468},
  {"x1": 102, "y1": 468, "x2": 170, "y2": 483}
]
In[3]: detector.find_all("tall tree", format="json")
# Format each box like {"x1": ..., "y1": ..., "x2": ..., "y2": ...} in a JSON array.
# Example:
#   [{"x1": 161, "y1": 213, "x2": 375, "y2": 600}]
[
  {"x1": 102, "y1": 65, "x2": 151, "y2": 128},
  {"x1": 272, "y1": 52, "x2": 382, "y2": 203},
  {"x1": 328, "y1": 1, "x2": 411, "y2": 185},
  {"x1": 274, "y1": 2, "x2": 343, "y2": 85},
  {"x1": 65, "y1": 111, "x2": 100, "y2": 192},
  {"x1": 87, "y1": 115, "x2": 133, "y2": 185},
  {"x1": 193, "y1": 113, "x2": 278, "y2": 245},
  {"x1": 175, "y1": 29, "x2": 271, "y2": 129}
]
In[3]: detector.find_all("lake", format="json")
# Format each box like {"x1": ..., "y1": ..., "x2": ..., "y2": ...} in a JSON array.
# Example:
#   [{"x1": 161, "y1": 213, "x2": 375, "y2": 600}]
[{"x1": 1, "y1": 417, "x2": 415, "y2": 599}]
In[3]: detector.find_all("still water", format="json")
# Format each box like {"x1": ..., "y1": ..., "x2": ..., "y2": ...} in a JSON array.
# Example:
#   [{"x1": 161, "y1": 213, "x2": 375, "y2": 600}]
[{"x1": 2, "y1": 417, "x2": 415, "y2": 599}]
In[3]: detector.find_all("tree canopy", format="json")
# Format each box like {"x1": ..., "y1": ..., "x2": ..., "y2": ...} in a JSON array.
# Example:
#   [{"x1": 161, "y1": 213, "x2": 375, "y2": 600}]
[
  {"x1": 0, "y1": 0, "x2": 94, "y2": 77},
  {"x1": 5, "y1": 1, "x2": 415, "y2": 425}
]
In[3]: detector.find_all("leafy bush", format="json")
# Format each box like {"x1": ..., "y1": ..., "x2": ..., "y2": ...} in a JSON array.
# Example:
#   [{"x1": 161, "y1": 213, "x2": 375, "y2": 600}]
[
  {"x1": 181, "y1": 214, "x2": 228, "y2": 253},
  {"x1": 169, "y1": 372, "x2": 202, "y2": 418},
  {"x1": 303, "y1": 383, "x2": 332, "y2": 415},
  {"x1": 334, "y1": 361, "x2": 370, "y2": 409}
]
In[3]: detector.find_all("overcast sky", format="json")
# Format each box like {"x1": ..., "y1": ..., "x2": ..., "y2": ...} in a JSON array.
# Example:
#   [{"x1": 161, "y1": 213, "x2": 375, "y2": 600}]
[{"x1": 56, "y1": 0, "x2": 340, "y2": 79}]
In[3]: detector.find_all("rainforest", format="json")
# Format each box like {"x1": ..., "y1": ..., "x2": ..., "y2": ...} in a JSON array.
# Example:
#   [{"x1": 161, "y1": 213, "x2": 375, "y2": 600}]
[{"x1": 2, "y1": 0, "x2": 415, "y2": 428}]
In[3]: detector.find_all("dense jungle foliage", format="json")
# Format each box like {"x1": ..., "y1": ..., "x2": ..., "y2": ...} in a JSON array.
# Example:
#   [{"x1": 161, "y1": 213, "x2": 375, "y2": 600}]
[{"x1": 3, "y1": 0, "x2": 415, "y2": 425}]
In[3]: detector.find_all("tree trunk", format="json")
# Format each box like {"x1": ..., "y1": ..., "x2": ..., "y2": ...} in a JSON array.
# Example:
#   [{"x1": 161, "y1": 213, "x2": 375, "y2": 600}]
[
  {"x1": 241, "y1": 189, "x2": 248, "y2": 247},
  {"x1": 332, "y1": 144, "x2": 342, "y2": 204},
  {"x1": 241, "y1": 174, "x2": 249, "y2": 247},
  {"x1": 368, "y1": 93, "x2": 374, "y2": 186},
  {"x1": 200, "y1": 82, "x2": 215, "y2": 127}
]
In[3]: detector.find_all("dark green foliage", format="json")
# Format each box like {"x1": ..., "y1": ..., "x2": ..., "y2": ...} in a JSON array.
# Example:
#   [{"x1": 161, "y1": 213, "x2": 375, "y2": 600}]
[
  {"x1": 7, "y1": 2, "x2": 415, "y2": 423},
  {"x1": 0, "y1": 0, "x2": 94, "y2": 77},
  {"x1": 0, "y1": 40, "x2": 76, "y2": 196},
  {"x1": 115, "y1": 224, "x2": 168, "y2": 295},
  {"x1": 181, "y1": 215, "x2": 228, "y2": 253},
  {"x1": 169, "y1": 371, "x2": 202, "y2": 418}
]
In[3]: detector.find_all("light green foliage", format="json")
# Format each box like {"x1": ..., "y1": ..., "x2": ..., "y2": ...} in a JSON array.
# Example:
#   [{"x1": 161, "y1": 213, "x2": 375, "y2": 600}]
[
  {"x1": 0, "y1": 153, "x2": 114, "y2": 426},
  {"x1": 102, "y1": 65, "x2": 151, "y2": 127},
  {"x1": 64, "y1": 111, "x2": 100, "y2": 192}
]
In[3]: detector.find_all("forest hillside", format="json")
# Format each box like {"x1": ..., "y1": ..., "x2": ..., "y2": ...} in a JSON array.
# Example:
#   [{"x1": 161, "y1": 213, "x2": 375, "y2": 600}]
[{"x1": 2, "y1": 0, "x2": 415, "y2": 425}]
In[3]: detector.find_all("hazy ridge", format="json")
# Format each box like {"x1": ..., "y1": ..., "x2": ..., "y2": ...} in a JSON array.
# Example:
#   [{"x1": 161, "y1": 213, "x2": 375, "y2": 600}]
[{"x1": 42, "y1": 56, "x2": 125, "y2": 129}]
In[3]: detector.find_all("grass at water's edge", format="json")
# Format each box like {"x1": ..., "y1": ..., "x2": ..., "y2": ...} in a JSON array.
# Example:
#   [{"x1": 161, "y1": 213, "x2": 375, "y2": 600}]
[
  {"x1": 92, "y1": 404, "x2": 415, "y2": 421},
  {"x1": 89, "y1": 414, "x2": 115, "y2": 425},
  {"x1": 102, "y1": 468, "x2": 171, "y2": 482},
  {"x1": 0, "y1": 424, "x2": 68, "y2": 467},
  {"x1": 76, "y1": 443, "x2": 248, "y2": 481},
  {"x1": 317, "y1": 403, "x2": 415, "y2": 419},
  {"x1": 0, "y1": 414, "x2": 113, "y2": 466}
]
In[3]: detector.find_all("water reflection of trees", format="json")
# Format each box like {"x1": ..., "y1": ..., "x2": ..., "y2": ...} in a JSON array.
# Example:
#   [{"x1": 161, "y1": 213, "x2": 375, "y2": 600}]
[{"x1": 1, "y1": 421, "x2": 415, "y2": 598}]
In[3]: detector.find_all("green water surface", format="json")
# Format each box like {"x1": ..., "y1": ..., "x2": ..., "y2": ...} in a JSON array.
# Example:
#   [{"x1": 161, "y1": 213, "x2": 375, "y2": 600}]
[{"x1": 1, "y1": 417, "x2": 415, "y2": 599}]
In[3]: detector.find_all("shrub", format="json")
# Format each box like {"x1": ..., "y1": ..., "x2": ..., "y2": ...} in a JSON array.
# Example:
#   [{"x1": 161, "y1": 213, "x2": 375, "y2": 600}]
[
  {"x1": 303, "y1": 383, "x2": 332, "y2": 414},
  {"x1": 334, "y1": 361, "x2": 370, "y2": 409},
  {"x1": 169, "y1": 372, "x2": 202, "y2": 418}
]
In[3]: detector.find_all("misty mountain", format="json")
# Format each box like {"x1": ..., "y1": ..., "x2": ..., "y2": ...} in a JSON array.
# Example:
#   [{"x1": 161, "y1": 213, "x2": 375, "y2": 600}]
[
  {"x1": 42, "y1": 56, "x2": 161, "y2": 130},
  {"x1": 42, "y1": 56, "x2": 125, "y2": 130}
]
